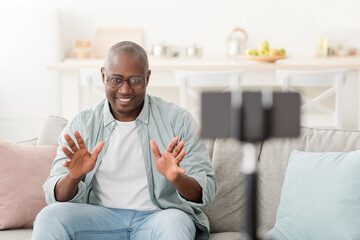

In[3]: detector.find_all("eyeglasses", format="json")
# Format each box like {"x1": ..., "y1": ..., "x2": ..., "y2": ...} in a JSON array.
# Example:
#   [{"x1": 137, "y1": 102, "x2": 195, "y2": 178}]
[{"x1": 103, "y1": 69, "x2": 146, "y2": 90}]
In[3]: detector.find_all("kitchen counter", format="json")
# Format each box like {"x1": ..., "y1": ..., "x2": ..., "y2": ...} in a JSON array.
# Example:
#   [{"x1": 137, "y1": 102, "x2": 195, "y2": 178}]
[{"x1": 47, "y1": 56, "x2": 360, "y2": 71}]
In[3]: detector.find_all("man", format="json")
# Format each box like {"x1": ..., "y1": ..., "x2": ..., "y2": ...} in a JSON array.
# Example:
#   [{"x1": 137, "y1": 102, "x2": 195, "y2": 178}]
[{"x1": 32, "y1": 41, "x2": 217, "y2": 240}]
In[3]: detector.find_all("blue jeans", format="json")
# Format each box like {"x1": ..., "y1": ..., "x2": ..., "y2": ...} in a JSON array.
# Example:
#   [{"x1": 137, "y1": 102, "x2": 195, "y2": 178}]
[{"x1": 32, "y1": 202, "x2": 196, "y2": 240}]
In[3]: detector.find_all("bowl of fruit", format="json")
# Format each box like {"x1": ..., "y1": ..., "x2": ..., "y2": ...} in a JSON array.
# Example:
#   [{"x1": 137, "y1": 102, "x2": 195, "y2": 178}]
[{"x1": 240, "y1": 41, "x2": 286, "y2": 63}]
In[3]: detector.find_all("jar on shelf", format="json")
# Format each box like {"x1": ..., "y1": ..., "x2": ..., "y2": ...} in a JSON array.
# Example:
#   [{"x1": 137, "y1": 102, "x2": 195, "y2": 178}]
[{"x1": 74, "y1": 40, "x2": 91, "y2": 59}]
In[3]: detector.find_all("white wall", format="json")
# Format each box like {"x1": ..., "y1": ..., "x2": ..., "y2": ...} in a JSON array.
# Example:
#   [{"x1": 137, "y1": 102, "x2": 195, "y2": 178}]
[
  {"x1": 0, "y1": 5, "x2": 61, "y2": 142},
  {"x1": 54, "y1": 0, "x2": 360, "y2": 58},
  {"x1": 1, "y1": 0, "x2": 360, "y2": 142}
]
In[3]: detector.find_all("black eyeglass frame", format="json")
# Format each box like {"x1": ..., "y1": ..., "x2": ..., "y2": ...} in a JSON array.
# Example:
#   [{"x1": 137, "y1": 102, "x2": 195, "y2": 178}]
[{"x1": 103, "y1": 69, "x2": 147, "y2": 90}]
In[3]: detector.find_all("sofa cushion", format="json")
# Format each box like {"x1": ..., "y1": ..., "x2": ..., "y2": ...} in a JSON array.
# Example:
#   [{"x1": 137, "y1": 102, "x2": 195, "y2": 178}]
[
  {"x1": 0, "y1": 141, "x2": 57, "y2": 229},
  {"x1": 0, "y1": 229, "x2": 33, "y2": 240},
  {"x1": 0, "y1": 230, "x2": 245, "y2": 240},
  {"x1": 209, "y1": 231, "x2": 246, "y2": 240},
  {"x1": 257, "y1": 127, "x2": 360, "y2": 232},
  {"x1": 267, "y1": 149, "x2": 360, "y2": 239},
  {"x1": 201, "y1": 138, "x2": 261, "y2": 234},
  {"x1": 37, "y1": 115, "x2": 68, "y2": 146}
]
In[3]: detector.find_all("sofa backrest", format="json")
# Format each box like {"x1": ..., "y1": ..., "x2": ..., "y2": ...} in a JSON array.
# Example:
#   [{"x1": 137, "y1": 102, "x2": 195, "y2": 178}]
[
  {"x1": 40, "y1": 116, "x2": 360, "y2": 235},
  {"x1": 201, "y1": 138, "x2": 262, "y2": 234},
  {"x1": 202, "y1": 127, "x2": 360, "y2": 235}
]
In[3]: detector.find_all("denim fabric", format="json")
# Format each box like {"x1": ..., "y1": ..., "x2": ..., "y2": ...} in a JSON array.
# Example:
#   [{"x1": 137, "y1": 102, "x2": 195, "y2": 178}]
[{"x1": 32, "y1": 202, "x2": 196, "y2": 240}]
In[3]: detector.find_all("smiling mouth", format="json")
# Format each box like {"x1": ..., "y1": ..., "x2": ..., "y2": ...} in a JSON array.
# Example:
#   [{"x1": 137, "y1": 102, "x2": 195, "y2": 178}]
[{"x1": 118, "y1": 98, "x2": 132, "y2": 102}]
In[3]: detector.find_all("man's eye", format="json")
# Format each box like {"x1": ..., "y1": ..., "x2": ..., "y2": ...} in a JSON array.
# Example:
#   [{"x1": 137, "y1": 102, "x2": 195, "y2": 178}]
[
  {"x1": 111, "y1": 78, "x2": 123, "y2": 83},
  {"x1": 130, "y1": 78, "x2": 143, "y2": 83}
]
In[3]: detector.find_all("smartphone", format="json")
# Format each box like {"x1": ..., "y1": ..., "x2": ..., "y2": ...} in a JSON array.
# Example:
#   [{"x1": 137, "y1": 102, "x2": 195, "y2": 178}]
[{"x1": 200, "y1": 91, "x2": 300, "y2": 142}]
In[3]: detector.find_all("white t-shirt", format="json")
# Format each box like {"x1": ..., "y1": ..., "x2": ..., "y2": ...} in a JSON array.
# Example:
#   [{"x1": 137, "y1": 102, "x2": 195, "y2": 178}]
[{"x1": 92, "y1": 120, "x2": 158, "y2": 210}]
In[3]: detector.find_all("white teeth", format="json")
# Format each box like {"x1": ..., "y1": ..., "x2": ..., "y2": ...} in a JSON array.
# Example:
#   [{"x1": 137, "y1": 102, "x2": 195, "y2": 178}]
[{"x1": 119, "y1": 98, "x2": 131, "y2": 102}]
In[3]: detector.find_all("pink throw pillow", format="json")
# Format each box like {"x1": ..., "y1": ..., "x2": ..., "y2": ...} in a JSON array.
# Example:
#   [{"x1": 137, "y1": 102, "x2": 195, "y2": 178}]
[{"x1": 0, "y1": 141, "x2": 57, "y2": 229}]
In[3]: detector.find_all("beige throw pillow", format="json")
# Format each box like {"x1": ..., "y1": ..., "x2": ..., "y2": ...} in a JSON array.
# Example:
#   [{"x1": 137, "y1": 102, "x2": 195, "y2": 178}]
[
  {"x1": 37, "y1": 115, "x2": 68, "y2": 146},
  {"x1": 0, "y1": 141, "x2": 57, "y2": 229}
]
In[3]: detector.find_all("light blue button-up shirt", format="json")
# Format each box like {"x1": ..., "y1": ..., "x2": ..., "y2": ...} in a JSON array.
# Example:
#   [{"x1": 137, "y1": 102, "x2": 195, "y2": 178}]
[{"x1": 43, "y1": 94, "x2": 217, "y2": 239}]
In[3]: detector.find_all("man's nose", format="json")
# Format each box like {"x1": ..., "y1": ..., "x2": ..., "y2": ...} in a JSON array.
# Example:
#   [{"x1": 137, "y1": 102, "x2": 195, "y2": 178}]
[{"x1": 117, "y1": 81, "x2": 132, "y2": 94}]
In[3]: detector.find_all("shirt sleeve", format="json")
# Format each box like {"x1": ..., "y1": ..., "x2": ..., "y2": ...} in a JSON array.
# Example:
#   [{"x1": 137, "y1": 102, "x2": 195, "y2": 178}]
[
  {"x1": 174, "y1": 110, "x2": 217, "y2": 207},
  {"x1": 176, "y1": 171, "x2": 217, "y2": 207},
  {"x1": 42, "y1": 115, "x2": 88, "y2": 204}
]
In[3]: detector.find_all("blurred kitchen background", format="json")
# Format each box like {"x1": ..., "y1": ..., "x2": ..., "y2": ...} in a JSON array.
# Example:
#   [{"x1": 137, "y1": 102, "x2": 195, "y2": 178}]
[{"x1": 1, "y1": 0, "x2": 360, "y2": 142}]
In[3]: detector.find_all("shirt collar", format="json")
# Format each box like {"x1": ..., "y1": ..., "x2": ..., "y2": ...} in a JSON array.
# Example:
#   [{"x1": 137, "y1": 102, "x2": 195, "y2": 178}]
[
  {"x1": 102, "y1": 95, "x2": 150, "y2": 126},
  {"x1": 103, "y1": 100, "x2": 116, "y2": 127},
  {"x1": 137, "y1": 94, "x2": 149, "y2": 124}
]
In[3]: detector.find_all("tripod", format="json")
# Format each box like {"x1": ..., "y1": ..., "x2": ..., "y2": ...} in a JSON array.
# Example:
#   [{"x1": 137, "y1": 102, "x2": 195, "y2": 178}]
[{"x1": 201, "y1": 90, "x2": 300, "y2": 240}]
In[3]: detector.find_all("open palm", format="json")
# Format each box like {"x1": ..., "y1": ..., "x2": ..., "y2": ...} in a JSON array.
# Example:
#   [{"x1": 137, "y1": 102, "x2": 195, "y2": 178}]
[
  {"x1": 150, "y1": 137, "x2": 186, "y2": 183},
  {"x1": 62, "y1": 131, "x2": 104, "y2": 179}
]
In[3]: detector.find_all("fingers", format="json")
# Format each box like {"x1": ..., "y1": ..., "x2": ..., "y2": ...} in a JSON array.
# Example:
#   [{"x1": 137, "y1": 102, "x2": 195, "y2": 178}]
[
  {"x1": 172, "y1": 140, "x2": 184, "y2": 157},
  {"x1": 62, "y1": 145, "x2": 74, "y2": 168},
  {"x1": 166, "y1": 137, "x2": 179, "y2": 153},
  {"x1": 175, "y1": 149, "x2": 186, "y2": 164},
  {"x1": 91, "y1": 141, "x2": 104, "y2": 161},
  {"x1": 62, "y1": 159, "x2": 71, "y2": 168},
  {"x1": 64, "y1": 133, "x2": 78, "y2": 153},
  {"x1": 64, "y1": 131, "x2": 86, "y2": 153},
  {"x1": 178, "y1": 166, "x2": 186, "y2": 174},
  {"x1": 62, "y1": 140, "x2": 103, "y2": 169},
  {"x1": 74, "y1": 131, "x2": 86, "y2": 149},
  {"x1": 150, "y1": 140, "x2": 161, "y2": 160},
  {"x1": 62, "y1": 131, "x2": 93, "y2": 168},
  {"x1": 62, "y1": 146, "x2": 74, "y2": 159}
]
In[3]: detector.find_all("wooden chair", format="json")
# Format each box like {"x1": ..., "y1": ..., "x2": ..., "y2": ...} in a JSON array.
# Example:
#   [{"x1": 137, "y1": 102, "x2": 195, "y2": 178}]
[
  {"x1": 174, "y1": 70, "x2": 243, "y2": 122},
  {"x1": 78, "y1": 69, "x2": 104, "y2": 108},
  {"x1": 277, "y1": 69, "x2": 347, "y2": 129}
]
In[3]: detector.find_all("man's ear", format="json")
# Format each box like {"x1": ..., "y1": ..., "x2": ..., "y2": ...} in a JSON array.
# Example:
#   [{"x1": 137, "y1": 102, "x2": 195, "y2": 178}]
[
  {"x1": 100, "y1": 67, "x2": 106, "y2": 85},
  {"x1": 146, "y1": 70, "x2": 151, "y2": 87}
]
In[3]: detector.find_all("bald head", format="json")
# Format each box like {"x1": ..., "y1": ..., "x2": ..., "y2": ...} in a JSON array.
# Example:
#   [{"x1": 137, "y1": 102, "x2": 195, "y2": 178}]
[{"x1": 103, "y1": 41, "x2": 149, "y2": 74}]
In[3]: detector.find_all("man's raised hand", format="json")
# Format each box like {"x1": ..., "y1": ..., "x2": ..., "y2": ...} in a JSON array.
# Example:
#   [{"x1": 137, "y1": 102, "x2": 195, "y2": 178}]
[
  {"x1": 62, "y1": 131, "x2": 104, "y2": 179},
  {"x1": 150, "y1": 137, "x2": 186, "y2": 183}
]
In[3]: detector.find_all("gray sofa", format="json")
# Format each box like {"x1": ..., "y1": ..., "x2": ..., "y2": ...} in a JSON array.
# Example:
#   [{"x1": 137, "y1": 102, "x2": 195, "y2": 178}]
[{"x1": 1, "y1": 116, "x2": 360, "y2": 240}]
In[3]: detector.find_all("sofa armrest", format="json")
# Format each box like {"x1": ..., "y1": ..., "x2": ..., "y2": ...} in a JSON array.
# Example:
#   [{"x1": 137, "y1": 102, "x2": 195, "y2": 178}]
[{"x1": 18, "y1": 138, "x2": 38, "y2": 145}]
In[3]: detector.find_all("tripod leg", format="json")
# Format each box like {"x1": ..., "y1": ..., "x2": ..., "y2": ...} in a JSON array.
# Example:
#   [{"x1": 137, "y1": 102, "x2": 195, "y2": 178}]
[
  {"x1": 243, "y1": 143, "x2": 258, "y2": 240},
  {"x1": 245, "y1": 172, "x2": 257, "y2": 240}
]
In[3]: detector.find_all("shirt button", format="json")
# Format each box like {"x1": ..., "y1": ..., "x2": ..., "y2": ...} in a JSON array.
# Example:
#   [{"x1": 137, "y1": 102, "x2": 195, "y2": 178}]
[
  {"x1": 105, "y1": 138, "x2": 108, "y2": 141},
  {"x1": 112, "y1": 122, "x2": 115, "y2": 125},
  {"x1": 145, "y1": 120, "x2": 148, "y2": 124}
]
